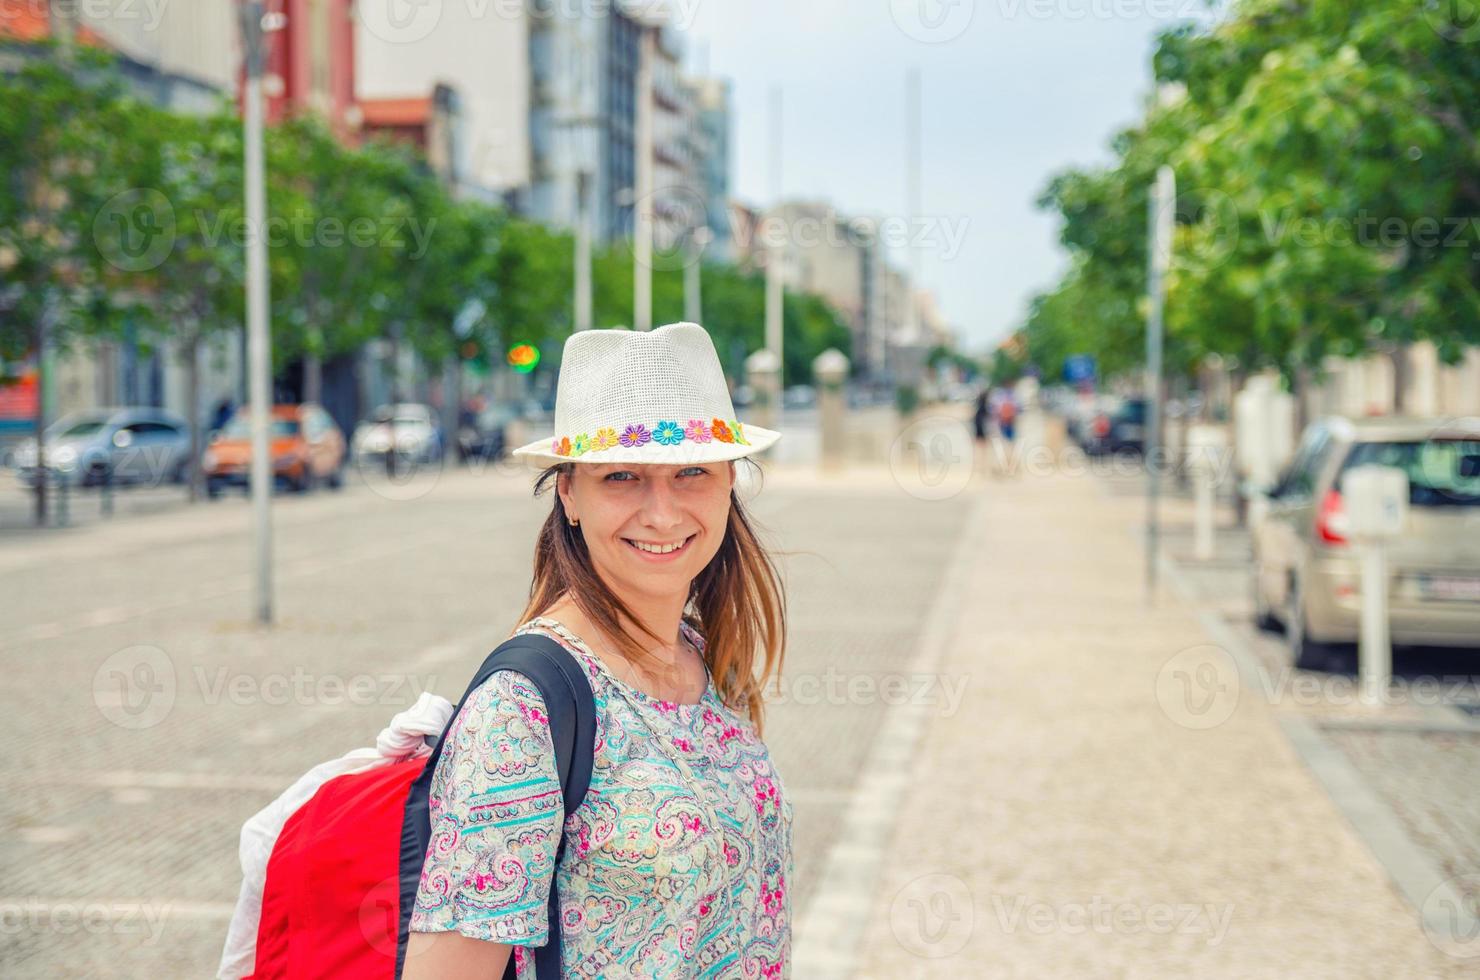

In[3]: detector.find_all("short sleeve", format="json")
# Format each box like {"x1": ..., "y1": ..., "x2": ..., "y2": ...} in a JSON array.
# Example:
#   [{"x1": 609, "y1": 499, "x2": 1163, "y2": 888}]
[{"x1": 410, "y1": 669, "x2": 564, "y2": 945}]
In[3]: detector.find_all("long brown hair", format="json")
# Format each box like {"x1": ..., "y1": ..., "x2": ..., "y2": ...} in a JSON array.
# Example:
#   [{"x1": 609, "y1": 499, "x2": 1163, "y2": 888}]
[{"x1": 515, "y1": 459, "x2": 788, "y2": 735}]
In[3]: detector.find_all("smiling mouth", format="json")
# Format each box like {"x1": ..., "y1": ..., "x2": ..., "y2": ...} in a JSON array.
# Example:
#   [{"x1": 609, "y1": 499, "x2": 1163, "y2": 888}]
[{"x1": 624, "y1": 533, "x2": 696, "y2": 557}]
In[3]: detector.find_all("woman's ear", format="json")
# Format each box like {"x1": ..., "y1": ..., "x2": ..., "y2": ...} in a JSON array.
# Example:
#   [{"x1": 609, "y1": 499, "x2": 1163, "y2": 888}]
[{"x1": 557, "y1": 467, "x2": 574, "y2": 519}]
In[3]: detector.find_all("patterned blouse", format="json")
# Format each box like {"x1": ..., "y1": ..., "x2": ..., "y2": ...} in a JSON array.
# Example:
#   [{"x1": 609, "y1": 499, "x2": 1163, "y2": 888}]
[{"x1": 410, "y1": 616, "x2": 794, "y2": 978}]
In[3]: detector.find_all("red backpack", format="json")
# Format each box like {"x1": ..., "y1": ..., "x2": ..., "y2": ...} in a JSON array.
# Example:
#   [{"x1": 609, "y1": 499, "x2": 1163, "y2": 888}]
[{"x1": 222, "y1": 634, "x2": 596, "y2": 979}]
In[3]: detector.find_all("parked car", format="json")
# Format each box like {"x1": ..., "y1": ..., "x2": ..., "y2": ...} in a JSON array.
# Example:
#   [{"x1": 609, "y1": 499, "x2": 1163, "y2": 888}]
[
  {"x1": 457, "y1": 403, "x2": 514, "y2": 462},
  {"x1": 13, "y1": 407, "x2": 191, "y2": 488},
  {"x1": 783, "y1": 385, "x2": 816, "y2": 410},
  {"x1": 202, "y1": 403, "x2": 346, "y2": 496},
  {"x1": 352, "y1": 403, "x2": 442, "y2": 465},
  {"x1": 1251, "y1": 416, "x2": 1480, "y2": 668},
  {"x1": 1082, "y1": 397, "x2": 1147, "y2": 455}
]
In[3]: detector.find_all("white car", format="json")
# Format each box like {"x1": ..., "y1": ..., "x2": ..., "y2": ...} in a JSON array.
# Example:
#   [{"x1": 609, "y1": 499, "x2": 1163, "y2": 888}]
[{"x1": 353, "y1": 403, "x2": 443, "y2": 464}]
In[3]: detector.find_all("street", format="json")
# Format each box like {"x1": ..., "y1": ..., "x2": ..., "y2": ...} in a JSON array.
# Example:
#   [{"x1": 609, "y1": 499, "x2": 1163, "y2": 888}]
[
  {"x1": 3, "y1": 413, "x2": 1477, "y2": 977},
  {"x1": 0, "y1": 446, "x2": 971, "y2": 977}
]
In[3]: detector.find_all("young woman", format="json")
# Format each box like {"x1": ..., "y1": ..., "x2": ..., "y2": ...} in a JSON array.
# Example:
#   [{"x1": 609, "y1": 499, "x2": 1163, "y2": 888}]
[{"x1": 403, "y1": 322, "x2": 793, "y2": 979}]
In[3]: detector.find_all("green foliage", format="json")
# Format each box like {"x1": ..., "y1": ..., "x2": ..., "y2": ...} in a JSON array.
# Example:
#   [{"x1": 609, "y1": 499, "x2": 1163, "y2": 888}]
[
  {"x1": 1023, "y1": 0, "x2": 1480, "y2": 385},
  {"x1": 2, "y1": 44, "x2": 856, "y2": 396}
]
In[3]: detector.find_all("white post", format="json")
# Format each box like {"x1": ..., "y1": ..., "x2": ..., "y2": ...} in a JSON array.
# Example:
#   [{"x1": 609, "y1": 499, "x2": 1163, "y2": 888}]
[
  {"x1": 574, "y1": 171, "x2": 592, "y2": 333},
  {"x1": 633, "y1": 26, "x2": 654, "y2": 332},
  {"x1": 241, "y1": 0, "x2": 274, "y2": 626},
  {"x1": 1344, "y1": 464, "x2": 1408, "y2": 707},
  {"x1": 1145, "y1": 164, "x2": 1174, "y2": 597},
  {"x1": 764, "y1": 86, "x2": 784, "y2": 417},
  {"x1": 1358, "y1": 542, "x2": 1392, "y2": 706}
]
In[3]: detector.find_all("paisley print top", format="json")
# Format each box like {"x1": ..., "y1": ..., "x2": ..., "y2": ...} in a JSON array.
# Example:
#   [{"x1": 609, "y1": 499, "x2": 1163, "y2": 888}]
[{"x1": 410, "y1": 616, "x2": 794, "y2": 978}]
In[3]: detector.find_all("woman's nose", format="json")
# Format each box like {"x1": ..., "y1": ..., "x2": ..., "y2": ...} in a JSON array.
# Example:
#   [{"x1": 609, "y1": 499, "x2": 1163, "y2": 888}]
[{"x1": 639, "y1": 479, "x2": 684, "y2": 529}]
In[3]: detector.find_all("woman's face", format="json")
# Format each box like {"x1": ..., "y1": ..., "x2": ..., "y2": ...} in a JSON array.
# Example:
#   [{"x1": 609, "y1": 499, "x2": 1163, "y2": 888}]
[{"x1": 558, "y1": 460, "x2": 736, "y2": 599}]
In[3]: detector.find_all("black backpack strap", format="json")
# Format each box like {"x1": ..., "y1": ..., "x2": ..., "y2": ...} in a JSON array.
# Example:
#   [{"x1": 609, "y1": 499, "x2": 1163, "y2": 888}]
[{"x1": 396, "y1": 632, "x2": 597, "y2": 979}]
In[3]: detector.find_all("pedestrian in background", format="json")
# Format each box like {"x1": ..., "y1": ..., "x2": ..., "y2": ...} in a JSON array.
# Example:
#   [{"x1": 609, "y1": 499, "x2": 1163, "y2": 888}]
[
  {"x1": 973, "y1": 389, "x2": 990, "y2": 443},
  {"x1": 993, "y1": 386, "x2": 1018, "y2": 444},
  {"x1": 404, "y1": 322, "x2": 794, "y2": 979}
]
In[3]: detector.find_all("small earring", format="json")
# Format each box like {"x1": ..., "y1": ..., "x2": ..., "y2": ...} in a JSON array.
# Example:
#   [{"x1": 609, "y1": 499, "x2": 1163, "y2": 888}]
[{"x1": 569, "y1": 516, "x2": 579, "y2": 527}]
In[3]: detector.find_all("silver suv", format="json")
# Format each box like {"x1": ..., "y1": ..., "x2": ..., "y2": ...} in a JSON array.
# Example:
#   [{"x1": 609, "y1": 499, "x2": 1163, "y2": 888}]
[{"x1": 1252, "y1": 416, "x2": 1480, "y2": 669}]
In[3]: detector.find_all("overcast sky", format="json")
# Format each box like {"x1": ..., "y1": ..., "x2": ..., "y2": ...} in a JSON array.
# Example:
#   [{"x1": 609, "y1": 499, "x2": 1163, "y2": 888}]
[{"x1": 684, "y1": 0, "x2": 1223, "y2": 353}]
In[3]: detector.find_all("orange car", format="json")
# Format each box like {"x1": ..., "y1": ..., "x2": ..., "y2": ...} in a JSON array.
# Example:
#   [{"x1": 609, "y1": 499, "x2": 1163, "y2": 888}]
[{"x1": 203, "y1": 403, "x2": 346, "y2": 496}]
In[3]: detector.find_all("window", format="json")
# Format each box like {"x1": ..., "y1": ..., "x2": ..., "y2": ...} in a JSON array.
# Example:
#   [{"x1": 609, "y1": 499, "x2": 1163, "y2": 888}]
[
  {"x1": 222, "y1": 415, "x2": 300, "y2": 439},
  {"x1": 1275, "y1": 426, "x2": 1329, "y2": 499},
  {"x1": 1337, "y1": 439, "x2": 1480, "y2": 507}
]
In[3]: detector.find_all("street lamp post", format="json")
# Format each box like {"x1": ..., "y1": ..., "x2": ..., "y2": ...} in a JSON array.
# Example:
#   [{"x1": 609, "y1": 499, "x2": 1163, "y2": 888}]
[
  {"x1": 1145, "y1": 164, "x2": 1174, "y2": 601},
  {"x1": 633, "y1": 25, "x2": 654, "y2": 332},
  {"x1": 240, "y1": 0, "x2": 278, "y2": 625}
]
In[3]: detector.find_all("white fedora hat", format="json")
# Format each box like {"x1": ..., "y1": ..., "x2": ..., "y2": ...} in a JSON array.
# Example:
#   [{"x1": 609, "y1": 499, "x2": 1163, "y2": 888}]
[{"x1": 509, "y1": 322, "x2": 781, "y2": 468}]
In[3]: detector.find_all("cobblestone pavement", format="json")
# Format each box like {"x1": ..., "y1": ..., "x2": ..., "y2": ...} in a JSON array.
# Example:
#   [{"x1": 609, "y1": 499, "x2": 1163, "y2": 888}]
[
  {"x1": 841, "y1": 441, "x2": 1476, "y2": 978},
  {"x1": 0, "y1": 455, "x2": 970, "y2": 977},
  {"x1": 1132, "y1": 465, "x2": 1480, "y2": 945}
]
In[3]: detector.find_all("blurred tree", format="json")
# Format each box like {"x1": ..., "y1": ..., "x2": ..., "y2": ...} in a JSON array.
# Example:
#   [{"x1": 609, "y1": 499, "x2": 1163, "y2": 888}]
[
  {"x1": 1027, "y1": 0, "x2": 1480, "y2": 397},
  {"x1": 0, "y1": 45, "x2": 153, "y2": 523}
]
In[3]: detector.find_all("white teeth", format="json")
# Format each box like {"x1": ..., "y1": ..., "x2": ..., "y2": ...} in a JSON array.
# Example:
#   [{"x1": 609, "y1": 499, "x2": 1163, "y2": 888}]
[{"x1": 629, "y1": 536, "x2": 689, "y2": 554}]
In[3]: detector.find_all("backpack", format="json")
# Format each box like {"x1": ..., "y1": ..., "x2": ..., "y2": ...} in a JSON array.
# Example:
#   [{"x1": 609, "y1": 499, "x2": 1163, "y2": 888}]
[{"x1": 222, "y1": 633, "x2": 597, "y2": 979}]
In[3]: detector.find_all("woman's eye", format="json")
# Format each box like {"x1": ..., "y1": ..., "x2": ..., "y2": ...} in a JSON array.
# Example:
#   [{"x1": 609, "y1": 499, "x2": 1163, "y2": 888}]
[
  {"x1": 680, "y1": 467, "x2": 707, "y2": 477},
  {"x1": 604, "y1": 471, "x2": 635, "y2": 482}
]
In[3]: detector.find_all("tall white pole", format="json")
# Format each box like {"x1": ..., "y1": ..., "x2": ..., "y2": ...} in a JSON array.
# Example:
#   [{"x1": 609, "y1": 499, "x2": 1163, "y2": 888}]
[
  {"x1": 575, "y1": 171, "x2": 592, "y2": 332},
  {"x1": 241, "y1": 1, "x2": 274, "y2": 625},
  {"x1": 905, "y1": 67, "x2": 921, "y2": 346},
  {"x1": 633, "y1": 25, "x2": 654, "y2": 332},
  {"x1": 764, "y1": 86, "x2": 783, "y2": 397},
  {"x1": 1145, "y1": 164, "x2": 1174, "y2": 600}
]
